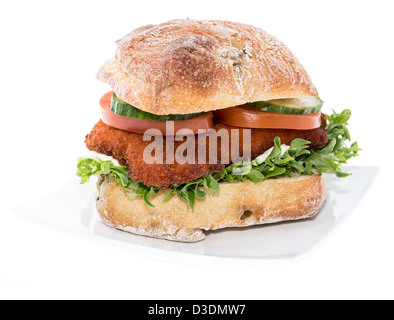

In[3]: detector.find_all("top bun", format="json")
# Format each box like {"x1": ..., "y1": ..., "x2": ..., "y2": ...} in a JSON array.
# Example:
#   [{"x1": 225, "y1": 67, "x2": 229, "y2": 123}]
[{"x1": 97, "y1": 19, "x2": 318, "y2": 115}]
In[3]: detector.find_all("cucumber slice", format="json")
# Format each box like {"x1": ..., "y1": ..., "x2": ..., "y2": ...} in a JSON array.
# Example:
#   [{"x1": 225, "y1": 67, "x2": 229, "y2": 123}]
[
  {"x1": 111, "y1": 93, "x2": 204, "y2": 121},
  {"x1": 247, "y1": 97, "x2": 324, "y2": 115}
]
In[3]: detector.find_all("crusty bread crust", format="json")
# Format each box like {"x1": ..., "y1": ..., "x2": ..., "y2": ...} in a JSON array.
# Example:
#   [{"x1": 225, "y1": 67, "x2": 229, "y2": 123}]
[
  {"x1": 96, "y1": 173, "x2": 327, "y2": 242},
  {"x1": 97, "y1": 19, "x2": 318, "y2": 115}
]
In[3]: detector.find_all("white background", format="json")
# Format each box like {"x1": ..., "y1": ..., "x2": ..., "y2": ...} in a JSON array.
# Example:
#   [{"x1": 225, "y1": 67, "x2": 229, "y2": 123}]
[{"x1": 1, "y1": 0, "x2": 393, "y2": 300}]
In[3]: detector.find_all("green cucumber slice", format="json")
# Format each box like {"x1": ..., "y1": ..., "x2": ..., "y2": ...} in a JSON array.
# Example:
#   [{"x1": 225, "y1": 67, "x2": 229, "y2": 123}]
[
  {"x1": 111, "y1": 93, "x2": 204, "y2": 121},
  {"x1": 247, "y1": 97, "x2": 324, "y2": 115}
]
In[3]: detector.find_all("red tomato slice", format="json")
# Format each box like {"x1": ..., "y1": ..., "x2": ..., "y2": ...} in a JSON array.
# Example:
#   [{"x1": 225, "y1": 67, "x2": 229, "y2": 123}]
[
  {"x1": 214, "y1": 105, "x2": 322, "y2": 130},
  {"x1": 99, "y1": 91, "x2": 214, "y2": 135}
]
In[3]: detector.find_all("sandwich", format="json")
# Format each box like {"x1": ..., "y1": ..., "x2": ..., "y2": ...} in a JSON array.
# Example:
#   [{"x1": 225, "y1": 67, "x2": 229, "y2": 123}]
[{"x1": 77, "y1": 19, "x2": 360, "y2": 242}]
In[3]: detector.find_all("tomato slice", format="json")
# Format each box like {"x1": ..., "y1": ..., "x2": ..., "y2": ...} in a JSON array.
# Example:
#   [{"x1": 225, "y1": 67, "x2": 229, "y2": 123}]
[
  {"x1": 214, "y1": 105, "x2": 322, "y2": 130},
  {"x1": 99, "y1": 91, "x2": 214, "y2": 135}
]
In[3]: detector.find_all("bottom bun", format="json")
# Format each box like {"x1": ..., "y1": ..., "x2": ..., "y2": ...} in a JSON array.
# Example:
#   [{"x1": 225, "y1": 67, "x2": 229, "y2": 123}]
[{"x1": 96, "y1": 172, "x2": 327, "y2": 243}]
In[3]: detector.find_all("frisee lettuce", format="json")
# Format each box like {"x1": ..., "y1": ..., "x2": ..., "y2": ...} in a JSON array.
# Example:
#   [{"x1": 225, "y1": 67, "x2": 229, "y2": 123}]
[{"x1": 77, "y1": 109, "x2": 361, "y2": 209}]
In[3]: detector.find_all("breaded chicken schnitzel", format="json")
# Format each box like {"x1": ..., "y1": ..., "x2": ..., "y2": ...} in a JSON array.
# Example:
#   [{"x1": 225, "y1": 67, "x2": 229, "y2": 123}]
[{"x1": 85, "y1": 117, "x2": 328, "y2": 187}]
